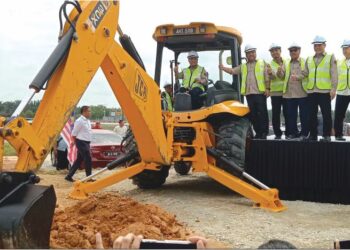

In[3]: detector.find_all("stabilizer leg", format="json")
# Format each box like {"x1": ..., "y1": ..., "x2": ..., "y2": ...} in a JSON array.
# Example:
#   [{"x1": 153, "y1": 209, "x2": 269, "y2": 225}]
[
  {"x1": 69, "y1": 162, "x2": 145, "y2": 200},
  {"x1": 207, "y1": 147, "x2": 286, "y2": 212}
]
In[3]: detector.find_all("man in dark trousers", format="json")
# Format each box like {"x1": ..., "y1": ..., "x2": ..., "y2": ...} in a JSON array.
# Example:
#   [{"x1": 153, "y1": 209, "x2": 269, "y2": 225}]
[
  {"x1": 267, "y1": 43, "x2": 288, "y2": 139},
  {"x1": 65, "y1": 106, "x2": 93, "y2": 182},
  {"x1": 303, "y1": 36, "x2": 338, "y2": 142},
  {"x1": 220, "y1": 44, "x2": 270, "y2": 139},
  {"x1": 334, "y1": 40, "x2": 350, "y2": 141}
]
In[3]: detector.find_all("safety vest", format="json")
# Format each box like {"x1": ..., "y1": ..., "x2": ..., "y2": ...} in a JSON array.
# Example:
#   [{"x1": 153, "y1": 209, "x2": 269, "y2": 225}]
[
  {"x1": 337, "y1": 59, "x2": 350, "y2": 91},
  {"x1": 163, "y1": 91, "x2": 174, "y2": 111},
  {"x1": 182, "y1": 66, "x2": 205, "y2": 91},
  {"x1": 283, "y1": 58, "x2": 308, "y2": 93},
  {"x1": 270, "y1": 59, "x2": 285, "y2": 92},
  {"x1": 306, "y1": 53, "x2": 332, "y2": 90},
  {"x1": 241, "y1": 60, "x2": 266, "y2": 95}
]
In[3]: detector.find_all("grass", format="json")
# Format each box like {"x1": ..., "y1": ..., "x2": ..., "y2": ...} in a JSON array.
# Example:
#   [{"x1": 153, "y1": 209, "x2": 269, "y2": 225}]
[{"x1": 3, "y1": 142, "x2": 17, "y2": 156}]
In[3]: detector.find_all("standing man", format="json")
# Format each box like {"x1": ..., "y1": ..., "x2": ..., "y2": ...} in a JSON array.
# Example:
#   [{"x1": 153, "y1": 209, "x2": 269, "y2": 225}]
[
  {"x1": 53, "y1": 135, "x2": 69, "y2": 170},
  {"x1": 161, "y1": 83, "x2": 174, "y2": 111},
  {"x1": 303, "y1": 36, "x2": 338, "y2": 142},
  {"x1": 282, "y1": 43, "x2": 309, "y2": 140},
  {"x1": 65, "y1": 106, "x2": 93, "y2": 182},
  {"x1": 113, "y1": 119, "x2": 128, "y2": 138},
  {"x1": 334, "y1": 40, "x2": 350, "y2": 141},
  {"x1": 220, "y1": 45, "x2": 270, "y2": 139},
  {"x1": 174, "y1": 51, "x2": 208, "y2": 109},
  {"x1": 267, "y1": 43, "x2": 288, "y2": 139}
]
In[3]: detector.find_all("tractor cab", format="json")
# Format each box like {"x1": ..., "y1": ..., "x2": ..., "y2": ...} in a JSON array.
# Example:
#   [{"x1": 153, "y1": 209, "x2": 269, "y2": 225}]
[{"x1": 153, "y1": 22, "x2": 243, "y2": 110}]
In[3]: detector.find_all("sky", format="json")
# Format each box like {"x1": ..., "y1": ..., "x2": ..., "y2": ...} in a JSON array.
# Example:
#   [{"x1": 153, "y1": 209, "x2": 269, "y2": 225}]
[{"x1": 0, "y1": 0, "x2": 349, "y2": 109}]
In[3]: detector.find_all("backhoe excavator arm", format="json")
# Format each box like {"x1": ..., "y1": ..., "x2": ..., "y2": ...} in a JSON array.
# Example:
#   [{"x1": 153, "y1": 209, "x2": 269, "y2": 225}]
[{"x1": 1, "y1": 0, "x2": 169, "y2": 172}]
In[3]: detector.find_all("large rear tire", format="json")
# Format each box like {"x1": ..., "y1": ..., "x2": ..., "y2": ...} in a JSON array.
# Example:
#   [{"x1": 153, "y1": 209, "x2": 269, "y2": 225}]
[
  {"x1": 215, "y1": 117, "x2": 252, "y2": 174},
  {"x1": 122, "y1": 129, "x2": 169, "y2": 189}
]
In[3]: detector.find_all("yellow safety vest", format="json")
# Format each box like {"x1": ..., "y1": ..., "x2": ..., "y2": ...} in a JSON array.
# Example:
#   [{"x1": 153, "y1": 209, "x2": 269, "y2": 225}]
[
  {"x1": 163, "y1": 91, "x2": 174, "y2": 111},
  {"x1": 283, "y1": 58, "x2": 308, "y2": 93},
  {"x1": 182, "y1": 66, "x2": 205, "y2": 91},
  {"x1": 337, "y1": 59, "x2": 350, "y2": 91},
  {"x1": 307, "y1": 54, "x2": 332, "y2": 90},
  {"x1": 270, "y1": 59, "x2": 285, "y2": 92},
  {"x1": 241, "y1": 60, "x2": 266, "y2": 95}
]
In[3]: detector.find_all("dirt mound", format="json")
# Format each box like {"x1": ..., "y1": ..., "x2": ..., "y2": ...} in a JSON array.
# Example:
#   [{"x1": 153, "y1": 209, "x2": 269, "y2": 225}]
[{"x1": 50, "y1": 193, "x2": 191, "y2": 248}]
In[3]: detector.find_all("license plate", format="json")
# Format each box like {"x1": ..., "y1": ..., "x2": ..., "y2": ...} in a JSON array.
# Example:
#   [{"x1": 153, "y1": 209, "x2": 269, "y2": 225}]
[
  {"x1": 105, "y1": 152, "x2": 118, "y2": 157},
  {"x1": 173, "y1": 27, "x2": 196, "y2": 35}
]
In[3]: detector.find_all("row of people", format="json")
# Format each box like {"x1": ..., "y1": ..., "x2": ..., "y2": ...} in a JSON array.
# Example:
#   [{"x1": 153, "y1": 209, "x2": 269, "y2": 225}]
[
  {"x1": 219, "y1": 36, "x2": 350, "y2": 141},
  {"x1": 164, "y1": 36, "x2": 350, "y2": 141}
]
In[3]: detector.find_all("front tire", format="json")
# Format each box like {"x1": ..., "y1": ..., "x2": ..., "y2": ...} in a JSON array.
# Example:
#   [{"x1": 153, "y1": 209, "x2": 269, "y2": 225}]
[
  {"x1": 174, "y1": 161, "x2": 191, "y2": 175},
  {"x1": 122, "y1": 128, "x2": 169, "y2": 189}
]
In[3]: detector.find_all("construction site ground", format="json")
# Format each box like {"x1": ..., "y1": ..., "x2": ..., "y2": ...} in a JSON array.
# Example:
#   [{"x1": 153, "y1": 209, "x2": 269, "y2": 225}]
[{"x1": 3, "y1": 156, "x2": 350, "y2": 248}]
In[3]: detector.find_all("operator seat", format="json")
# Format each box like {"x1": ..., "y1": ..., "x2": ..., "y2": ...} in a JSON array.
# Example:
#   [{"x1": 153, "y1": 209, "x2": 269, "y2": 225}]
[{"x1": 205, "y1": 81, "x2": 239, "y2": 107}]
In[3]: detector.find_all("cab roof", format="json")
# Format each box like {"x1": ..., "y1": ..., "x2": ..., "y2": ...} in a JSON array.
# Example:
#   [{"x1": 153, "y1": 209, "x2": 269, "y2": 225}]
[{"x1": 153, "y1": 22, "x2": 243, "y2": 53}]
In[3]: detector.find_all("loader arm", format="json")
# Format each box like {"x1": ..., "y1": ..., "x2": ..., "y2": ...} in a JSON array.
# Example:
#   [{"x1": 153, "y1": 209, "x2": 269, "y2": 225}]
[{"x1": 1, "y1": 0, "x2": 169, "y2": 172}]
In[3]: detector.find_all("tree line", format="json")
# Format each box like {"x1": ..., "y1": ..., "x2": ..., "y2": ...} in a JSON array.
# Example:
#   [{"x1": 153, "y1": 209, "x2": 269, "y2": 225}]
[
  {"x1": 1, "y1": 100, "x2": 350, "y2": 122},
  {"x1": 0, "y1": 101, "x2": 121, "y2": 121}
]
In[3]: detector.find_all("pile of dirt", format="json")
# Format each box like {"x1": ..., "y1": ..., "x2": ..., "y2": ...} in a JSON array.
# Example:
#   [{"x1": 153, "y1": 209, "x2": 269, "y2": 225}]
[{"x1": 50, "y1": 193, "x2": 191, "y2": 248}]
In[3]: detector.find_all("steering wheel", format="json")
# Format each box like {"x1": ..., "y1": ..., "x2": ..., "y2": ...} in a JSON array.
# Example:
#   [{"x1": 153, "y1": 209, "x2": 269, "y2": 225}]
[{"x1": 207, "y1": 79, "x2": 214, "y2": 86}]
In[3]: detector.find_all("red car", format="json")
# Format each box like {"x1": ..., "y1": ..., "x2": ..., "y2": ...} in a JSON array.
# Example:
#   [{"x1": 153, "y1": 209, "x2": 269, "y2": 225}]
[
  {"x1": 90, "y1": 129, "x2": 124, "y2": 168},
  {"x1": 52, "y1": 129, "x2": 124, "y2": 169}
]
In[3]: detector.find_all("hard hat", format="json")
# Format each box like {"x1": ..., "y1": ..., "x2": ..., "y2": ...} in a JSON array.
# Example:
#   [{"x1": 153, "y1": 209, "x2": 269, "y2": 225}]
[
  {"x1": 341, "y1": 39, "x2": 350, "y2": 48},
  {"x1": 244, "y1": 44, "x2": 257, "y2": 53},
  {"x1": 288, "y1": 42, "x2": 301, "y2": 50},
  {"x1": 163, "y1": 83, "x2": 172, "y2": 88},
  {"x1": 269, "y1": 43, "x2": 281, "y2": 51},
  {"x1": 187, "y1": 51, "x2": 199, "y2": 58},
  {"x1": 312, "y1": 35, "x2": 327, "y2": 44}
]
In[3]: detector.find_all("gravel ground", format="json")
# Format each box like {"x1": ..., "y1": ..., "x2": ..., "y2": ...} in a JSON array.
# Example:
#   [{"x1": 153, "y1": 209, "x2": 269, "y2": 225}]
[{"x1": 33, "y1": 159, "x2": 350, "y2": 249}]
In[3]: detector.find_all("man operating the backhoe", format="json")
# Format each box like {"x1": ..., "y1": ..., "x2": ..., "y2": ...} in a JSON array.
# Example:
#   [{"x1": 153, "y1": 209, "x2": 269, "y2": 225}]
[{"x1": 174, "y1": 51, "x2": 208, "y2": 109}]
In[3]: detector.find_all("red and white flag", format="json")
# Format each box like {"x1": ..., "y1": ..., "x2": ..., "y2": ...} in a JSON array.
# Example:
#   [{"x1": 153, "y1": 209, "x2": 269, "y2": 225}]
[{"x1": 61, "y1": 118, "x2": 77, "y2": 165}]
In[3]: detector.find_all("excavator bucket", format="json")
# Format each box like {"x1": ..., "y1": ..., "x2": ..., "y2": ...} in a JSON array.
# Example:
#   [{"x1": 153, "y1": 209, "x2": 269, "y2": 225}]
[{"x1": 0, "y1": 172, "x2": 56, "y2": 248}]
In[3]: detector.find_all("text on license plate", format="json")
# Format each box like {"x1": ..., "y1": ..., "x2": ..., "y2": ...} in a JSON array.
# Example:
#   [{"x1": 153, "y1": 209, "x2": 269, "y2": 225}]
[
  {"x1": 173, "y1": 27, "x2": 196, "y2": 35},
  {"x1": 105, "y1": 152, "x2": 118, "y2": 157}
]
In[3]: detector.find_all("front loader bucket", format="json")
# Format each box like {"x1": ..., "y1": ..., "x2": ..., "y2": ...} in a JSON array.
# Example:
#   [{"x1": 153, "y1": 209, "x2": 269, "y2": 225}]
[{"x1": 0, "y1": 172, "x2": 56, "y2": 248}]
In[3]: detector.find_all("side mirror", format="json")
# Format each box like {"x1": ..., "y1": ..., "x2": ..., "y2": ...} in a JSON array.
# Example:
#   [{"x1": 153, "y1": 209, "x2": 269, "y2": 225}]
[{"x1": 226, "y1": 56, "x2": 232, "y2": 65}]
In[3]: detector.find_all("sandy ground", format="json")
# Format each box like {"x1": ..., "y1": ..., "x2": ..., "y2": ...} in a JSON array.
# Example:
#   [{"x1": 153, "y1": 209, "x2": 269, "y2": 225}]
[{"x1": 4, "y1": 156, "x2": 350, "y2": 248}]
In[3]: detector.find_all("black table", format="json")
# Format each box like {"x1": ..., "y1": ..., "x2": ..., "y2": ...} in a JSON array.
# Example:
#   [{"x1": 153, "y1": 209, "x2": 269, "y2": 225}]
[{"x1": 245, "y1": 139, "x2": 350, "y2": 204}]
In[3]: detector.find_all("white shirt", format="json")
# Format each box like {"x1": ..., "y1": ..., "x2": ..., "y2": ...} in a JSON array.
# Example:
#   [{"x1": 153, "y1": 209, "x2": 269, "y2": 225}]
[
  {"x1": 113, "y1": 125, "x2": 128, "y2": 138},
  {"x1": 72, "y1": 115, "x2": 92, "y2": 142},
  {"x1": 337, "y1": 59, "x2": 350, "y2": 96},
  {"x1": 57, "y1": 136, "x2": 68, "y2": 151}
]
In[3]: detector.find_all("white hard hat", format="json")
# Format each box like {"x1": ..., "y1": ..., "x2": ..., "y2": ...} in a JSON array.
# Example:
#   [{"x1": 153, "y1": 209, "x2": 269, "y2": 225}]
[
  {"x1": 269, "y1": 43, "x2": 281, "y2": 51},
  {"x1": 244, "y1": 44, "x2": 257, "y2": 53},
  {"x1": 312, "y1": 35, "x2": 327, "y2": 44},
  {"x1": 288, "y1": 42, "x2": 301, "y2": 50},
  {"x1": 341, "y1": 39, "x2": 350, "y2": 48},
  {"x1": 163, "y1": 82, "x2": 172, "y2": 88},
  {"x1": 187, "y1": 51, "x2": 199, "y2": 58}
]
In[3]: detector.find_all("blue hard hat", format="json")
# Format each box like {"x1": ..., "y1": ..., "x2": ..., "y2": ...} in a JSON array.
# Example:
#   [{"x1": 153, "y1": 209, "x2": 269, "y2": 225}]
[
  {"x1": 312, "y1": 35, "x2": 327, "y2": 44},
  {"x1": 341, "y1": 39, "x2": 350, "y2": 48}
]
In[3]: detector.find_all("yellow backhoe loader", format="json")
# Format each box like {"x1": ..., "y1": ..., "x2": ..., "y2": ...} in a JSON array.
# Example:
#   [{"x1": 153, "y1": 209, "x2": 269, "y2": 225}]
[{"x1": 0, "y1": 1, "x2": 286, "y2": 248}]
